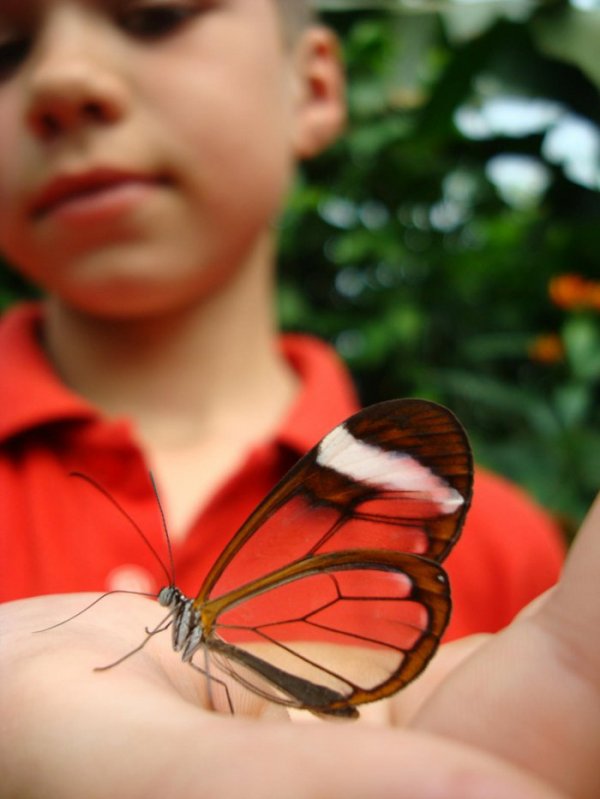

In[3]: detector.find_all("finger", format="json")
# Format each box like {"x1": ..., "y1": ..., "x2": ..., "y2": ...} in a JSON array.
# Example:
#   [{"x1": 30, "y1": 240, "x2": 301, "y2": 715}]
[
  {"x1": 192, "y1": 722, "x2": 566, "y2": 799},
  {"x1": 1, "y1": 597, "x2": 562, "y2": 799},
  {"x1": 3, "y1": 675, "x2": 565, "y2": 799},
  {"x1": 412, "y1": 494, "x2": 600, "y2": 799},
  {"x1": 544, "y1": 492, "x2": 600, "y2": 675},
  {"x1": 387, "y1": 634, "x2": 491, "y2": 725}
]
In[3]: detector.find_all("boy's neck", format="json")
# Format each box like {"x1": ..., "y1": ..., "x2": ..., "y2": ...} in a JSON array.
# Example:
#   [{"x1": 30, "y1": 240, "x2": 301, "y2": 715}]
[{"x1": 43, "y1": 238, "x2": 299, "y2": 452}]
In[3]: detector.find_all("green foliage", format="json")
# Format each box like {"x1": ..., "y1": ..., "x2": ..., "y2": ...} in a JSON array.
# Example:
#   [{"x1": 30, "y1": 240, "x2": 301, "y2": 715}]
[{"x1": 278, "y1": 2, "x2": 600, "y2": 531}]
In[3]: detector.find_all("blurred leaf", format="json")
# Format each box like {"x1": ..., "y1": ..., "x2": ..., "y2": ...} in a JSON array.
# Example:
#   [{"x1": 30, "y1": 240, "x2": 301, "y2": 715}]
[
  {"x1": 563, "y1": 315, "x2": 600, "y2": 381},
  {"x1": 534, "y1": 7, "x2": 600, "y2": 89},
  {"x1": 553, "y1": 383, "x2": 592, "y2": 429}
]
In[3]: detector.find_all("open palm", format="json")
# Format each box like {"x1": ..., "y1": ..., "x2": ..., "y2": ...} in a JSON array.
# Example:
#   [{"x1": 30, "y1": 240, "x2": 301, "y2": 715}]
[{"x1": 1, "y1": 497, "x2": 598, "y2": 799}]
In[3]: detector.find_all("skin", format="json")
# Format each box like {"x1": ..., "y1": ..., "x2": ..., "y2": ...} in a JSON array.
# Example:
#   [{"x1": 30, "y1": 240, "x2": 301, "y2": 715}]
[
  {"x1": 0, "y1": 2, "x2": 597, "y2": 797},
  {"x1": 0, "y1": 0, "x2": 301, "y2": 314},
  {"x1": 2, "y1": 496, "x2": 599, "y2": 798}
]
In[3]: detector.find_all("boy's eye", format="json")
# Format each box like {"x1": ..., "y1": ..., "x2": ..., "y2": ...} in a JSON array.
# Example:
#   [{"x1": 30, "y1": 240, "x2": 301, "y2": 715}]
[
  {"x1": 0, "y1": 37, "x2": 30, "y2": 80},
  {"x1": 119, "y1": 3, "x2": 202, "y2": 38}
]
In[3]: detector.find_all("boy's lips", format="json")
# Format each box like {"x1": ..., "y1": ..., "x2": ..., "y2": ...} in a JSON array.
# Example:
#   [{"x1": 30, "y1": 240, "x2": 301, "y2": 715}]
[{"x1": 30, "y1": 168, "x2": 168, "y2": 221}]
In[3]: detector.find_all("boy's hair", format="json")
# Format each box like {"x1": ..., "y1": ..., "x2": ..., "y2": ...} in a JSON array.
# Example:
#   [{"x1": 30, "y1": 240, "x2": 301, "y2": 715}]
[{"x1": 276, "y1": 0, "x2": 317, "y2": 42}]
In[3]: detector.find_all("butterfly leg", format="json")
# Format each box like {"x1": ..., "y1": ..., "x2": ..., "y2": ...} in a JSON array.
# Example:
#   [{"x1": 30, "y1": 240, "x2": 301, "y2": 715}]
[
  {"x1": 188, "y1": 651, "x2": 235, "y2": 715},
  {"x1": 144, "y1": 618, "x2": 172, "y2": 635},
  {"x1": 95, "y1": 611, "x2": 173, "y2": 671}
]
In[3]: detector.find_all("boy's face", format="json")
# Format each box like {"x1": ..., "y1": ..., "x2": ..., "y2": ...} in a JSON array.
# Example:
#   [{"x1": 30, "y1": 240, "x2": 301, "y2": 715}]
[{"x1": 0, "y1": 1, "x2": 343, "y2": 317}]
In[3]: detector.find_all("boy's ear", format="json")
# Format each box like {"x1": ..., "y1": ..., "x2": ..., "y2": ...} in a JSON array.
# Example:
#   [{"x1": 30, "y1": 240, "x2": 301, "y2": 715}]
[{"x1": 291, "y1": 27, "x2": 346, "y2": 160}]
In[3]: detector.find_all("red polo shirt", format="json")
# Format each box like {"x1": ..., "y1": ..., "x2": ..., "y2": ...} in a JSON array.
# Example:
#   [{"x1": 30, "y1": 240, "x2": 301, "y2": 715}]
[{"x1": 0, "y1": 304, "x2": 564, "y2": 639}]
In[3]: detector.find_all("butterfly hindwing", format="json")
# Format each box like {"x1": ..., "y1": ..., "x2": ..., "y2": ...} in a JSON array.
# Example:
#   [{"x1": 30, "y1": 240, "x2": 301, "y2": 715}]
[{"x1": 201, "y1": 549, "x2": 450, "y2": 717}]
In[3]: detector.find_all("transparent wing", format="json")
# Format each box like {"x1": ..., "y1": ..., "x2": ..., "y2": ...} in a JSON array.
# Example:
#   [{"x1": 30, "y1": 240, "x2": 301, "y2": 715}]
[
  {"x1": 196, "y1": 399, "x2": 473, "y2": 604},
  {"x1": 201, "y1": 549, "x2": 450, "y2": 717}
]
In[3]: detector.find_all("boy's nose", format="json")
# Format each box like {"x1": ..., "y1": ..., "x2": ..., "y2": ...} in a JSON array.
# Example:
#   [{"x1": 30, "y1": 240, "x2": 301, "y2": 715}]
[
  {"x1": 26, "y1": 60, "x2": 127, "y2": 141},
  {"x1": 24, "y1": 5, "x2": 129, "y2": 143}
]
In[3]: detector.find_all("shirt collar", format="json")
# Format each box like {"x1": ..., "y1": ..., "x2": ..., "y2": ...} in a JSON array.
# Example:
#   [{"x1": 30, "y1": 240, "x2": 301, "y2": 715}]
[
  {"x1": 0, "y1": 303, "x2": 359, "y2": 450},
  {"x1": 0, "y1": 303, "x2": 96, "y2": 442},
  {"x1": 276, "y1": 334, "x2": 359, "y2": 454}
]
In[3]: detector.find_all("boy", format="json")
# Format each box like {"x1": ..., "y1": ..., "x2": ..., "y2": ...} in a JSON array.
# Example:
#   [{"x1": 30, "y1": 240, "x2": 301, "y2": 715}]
[
  {"x1": 0, "y1": 3, "x2": 597, "y2": 798},
  {"x1": 0, "y1": 0, "x2": 562, "y2": 630}
]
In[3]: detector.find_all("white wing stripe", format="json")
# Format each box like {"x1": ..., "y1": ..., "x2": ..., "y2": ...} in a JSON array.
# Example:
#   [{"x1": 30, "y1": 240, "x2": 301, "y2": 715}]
[{"x1": 316, "y1": 424, "x2": 464, "y2": 514}]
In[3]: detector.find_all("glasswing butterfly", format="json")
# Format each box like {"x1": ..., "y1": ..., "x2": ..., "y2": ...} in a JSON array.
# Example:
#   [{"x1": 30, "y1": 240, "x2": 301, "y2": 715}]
[
  {"x1": 74, "y1": 398, "x2": 473, "y2": 718},
  {"x1": 97, "y1": 399, "x2": 473, "y2": 717}
]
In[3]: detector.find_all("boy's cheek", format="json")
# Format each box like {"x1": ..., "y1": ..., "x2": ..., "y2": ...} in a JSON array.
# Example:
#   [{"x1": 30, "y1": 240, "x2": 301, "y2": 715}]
[
  {"x1": 0, "y1": 101, "x2": 27, "y2": 203},
  {"x1": 0, "y1": 182, "x2": 30, "y2": 270}
]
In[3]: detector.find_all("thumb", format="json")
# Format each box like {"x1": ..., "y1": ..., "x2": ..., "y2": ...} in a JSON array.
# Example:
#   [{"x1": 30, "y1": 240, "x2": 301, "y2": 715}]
[
  {"x1": 544, "y1": 492, "x2": 600, "y2": 671},
  {"x1": 412, "y1": 493, "x2": 600, "y2": 799}
]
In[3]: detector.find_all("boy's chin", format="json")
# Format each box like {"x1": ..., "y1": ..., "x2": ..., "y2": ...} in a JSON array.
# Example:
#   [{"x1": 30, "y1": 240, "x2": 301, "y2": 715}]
[{"x1": 48, "y1": 284, "x2": 212, "y2": 322}]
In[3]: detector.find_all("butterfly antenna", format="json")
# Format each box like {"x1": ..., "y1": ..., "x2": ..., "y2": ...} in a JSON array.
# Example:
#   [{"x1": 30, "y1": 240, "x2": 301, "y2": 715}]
[
  {"x1": 33, "y1": 589, "x2": 157, "y2": 633},
  {"x1": 148, "y1": 472, "x2": 176, "y2": 587},
  {"x1": 70, "y1": 471, "x2": 173, "y2": 586}
]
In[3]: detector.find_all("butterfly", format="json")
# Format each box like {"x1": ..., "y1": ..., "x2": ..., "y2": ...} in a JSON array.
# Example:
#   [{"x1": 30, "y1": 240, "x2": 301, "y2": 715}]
[{"x1": 91, "y1": 398, "x2": 470, "y2": 719}]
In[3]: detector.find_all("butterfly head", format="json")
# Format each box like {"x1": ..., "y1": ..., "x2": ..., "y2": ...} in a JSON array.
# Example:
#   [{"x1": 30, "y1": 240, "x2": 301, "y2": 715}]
[{"x1": 158, "y1": 585, "x2": 183, "y2": 608}]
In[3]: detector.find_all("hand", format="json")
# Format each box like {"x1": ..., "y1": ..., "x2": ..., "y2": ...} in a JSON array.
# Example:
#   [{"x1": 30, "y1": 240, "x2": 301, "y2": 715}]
[
  {"x1": 410, "y1": 493, "x2": 600, "y2": 799},
  {"x1": 1, "y1": 496, "x2": 598, "y2": 799}
]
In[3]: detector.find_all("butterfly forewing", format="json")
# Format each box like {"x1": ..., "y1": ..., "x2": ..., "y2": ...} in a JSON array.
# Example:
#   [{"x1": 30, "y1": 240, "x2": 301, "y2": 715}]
[
  {"x1": 196, "y1": 399, "x2": 472, "y2": 603},
  {"x1": 184, "y1": 399, "x2": 472, "y2": 716}
]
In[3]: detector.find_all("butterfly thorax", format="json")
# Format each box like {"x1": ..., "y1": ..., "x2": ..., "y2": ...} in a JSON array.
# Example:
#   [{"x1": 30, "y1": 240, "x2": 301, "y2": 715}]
[{"x1": 158, "y1": 586, "x2": 205, "y2": 663}]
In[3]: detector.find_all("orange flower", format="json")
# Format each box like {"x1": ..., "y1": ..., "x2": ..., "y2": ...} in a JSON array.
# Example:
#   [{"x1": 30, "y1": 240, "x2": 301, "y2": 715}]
[
  {"x1": 528, "y1": 333, "x2": 564, "y2": 364},
  {"x1": 549, "y1": 274, "x2": 600, "y2": 311}
]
